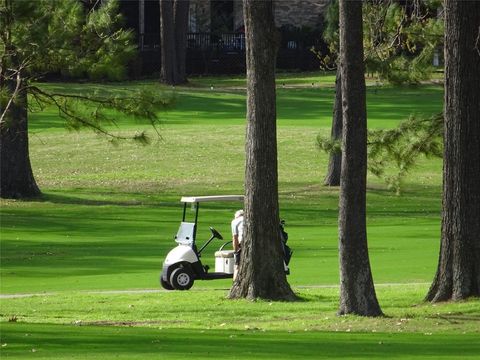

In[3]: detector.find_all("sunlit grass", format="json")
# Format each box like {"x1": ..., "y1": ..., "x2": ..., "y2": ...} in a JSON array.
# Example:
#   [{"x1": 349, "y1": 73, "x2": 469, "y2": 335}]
[
  {"x1": 1, "y1": 285, "x2": 479, "y2": 333},
  {"x1": 1, "y1": 286, "x2": 479, "y2": 359},
  {"x1": 2, "y1": 72, "x2": 478, "y2": 360}
]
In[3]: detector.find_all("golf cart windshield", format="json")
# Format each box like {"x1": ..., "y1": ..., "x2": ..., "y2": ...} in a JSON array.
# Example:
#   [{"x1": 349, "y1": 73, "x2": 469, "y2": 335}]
[{"x1": 175, "y1": 222, "x2": 196, "y2": 246}]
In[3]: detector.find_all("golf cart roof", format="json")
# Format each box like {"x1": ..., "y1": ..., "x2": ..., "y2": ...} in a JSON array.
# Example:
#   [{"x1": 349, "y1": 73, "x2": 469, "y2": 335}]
[{"x1": 180, "y1": 195, "x2": 244, "y2": 203}]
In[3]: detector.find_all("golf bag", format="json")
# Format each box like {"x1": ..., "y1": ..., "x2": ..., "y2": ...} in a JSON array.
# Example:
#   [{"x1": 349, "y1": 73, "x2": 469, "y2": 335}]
[{"x1": 280, "y1": 220, "x2": 292, "y2": 265}]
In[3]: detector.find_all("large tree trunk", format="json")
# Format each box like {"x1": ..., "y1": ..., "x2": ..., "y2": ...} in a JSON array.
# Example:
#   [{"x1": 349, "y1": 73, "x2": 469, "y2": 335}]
[
  {"x1": 337, "y1": 0, "x2": 382, "y2": 316},
  {"x1": 160, "y1": 0, "x2": 189, "y2": 85},
  {"x1": 229, "y1": 0, "x2": 296, "y2": 301},
  {"x1": 160, "y1": 0, "x2": 177, "y2": 84},
  {"x1": 0, "y1": 78, "x2": 40, "y2": 199},
  {"x1": 426, "y1": 1, "x2": 480, "y2": 302},
  {"x1": 174, "y1": 0, "x2": 189, "y2": 84},
  {"x1": 324, "y1": 70, "x2": 342, "y2": 186}
]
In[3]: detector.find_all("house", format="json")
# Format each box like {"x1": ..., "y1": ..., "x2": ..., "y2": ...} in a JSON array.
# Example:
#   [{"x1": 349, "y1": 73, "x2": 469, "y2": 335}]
[
  {"x1": 189, "y1": 0, "x2": 329, "y2": 33},
  {"x1": 118, "y1": 0, "x2": 331, "y2": 75}
]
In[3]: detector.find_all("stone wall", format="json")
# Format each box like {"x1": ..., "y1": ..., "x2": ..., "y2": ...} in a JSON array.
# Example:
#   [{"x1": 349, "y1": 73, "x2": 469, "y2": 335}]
[
  {"x1": 233, "y1": 1, "x2": 243, "y2": 30},
  {"x1": 189, "y1": 0, "x2": 211, "y2": 32},
  {"x1": 189, "y1": 0, "x2": 331, "y2": 32},
  {"x1": 274, "y1": 0, "x2": 330, "y2": 29}
]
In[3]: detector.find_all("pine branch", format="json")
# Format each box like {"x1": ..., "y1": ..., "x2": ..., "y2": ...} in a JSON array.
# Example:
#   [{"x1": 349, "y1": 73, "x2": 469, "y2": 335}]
[
  {"x1": 318, "y1": 113, "x2": 443, "y2": 194},
  {"x1": 28, "y1": 84, "x2": 174, "y2": 144}
]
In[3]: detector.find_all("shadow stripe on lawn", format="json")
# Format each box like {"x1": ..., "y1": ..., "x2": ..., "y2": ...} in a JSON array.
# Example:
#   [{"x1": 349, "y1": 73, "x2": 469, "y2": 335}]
[
  {"x1": 1, "y1": 322, "x2": 479, "y2": 359},
  {"x1": 0, "y1": 283, "x2": 431, "y2": 299}
]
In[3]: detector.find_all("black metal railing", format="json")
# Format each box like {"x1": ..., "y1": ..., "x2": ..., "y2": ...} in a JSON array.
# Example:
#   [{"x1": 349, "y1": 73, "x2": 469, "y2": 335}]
[
  {"x1": 186, "y1": 32, "x2": 245, "y2": 51},
  {"x1": 139, "y1": 32, "x2": 246, "y2": 51},
  {"x1": 136, "y1": 32, "x2": 322, "y2": 75}
]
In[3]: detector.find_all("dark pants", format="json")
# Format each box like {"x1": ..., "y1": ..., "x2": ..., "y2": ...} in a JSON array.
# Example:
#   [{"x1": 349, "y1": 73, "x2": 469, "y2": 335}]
[{"x1": 234, "y1": 250, "x2": 241, "y2": 265}]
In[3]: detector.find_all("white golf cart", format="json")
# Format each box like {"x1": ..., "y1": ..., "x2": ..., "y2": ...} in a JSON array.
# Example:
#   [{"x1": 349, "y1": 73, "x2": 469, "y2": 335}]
[{"x1": 160, "y1": 195, "x2": 292, "y2": 290}]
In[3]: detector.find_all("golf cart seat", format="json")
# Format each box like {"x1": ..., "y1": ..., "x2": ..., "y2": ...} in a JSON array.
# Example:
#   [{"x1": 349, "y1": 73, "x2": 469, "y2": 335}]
[
  {"x1": 214, "y1": 250, "x2": 235, "y2": 258},
  {"x1": 175, "y1": 222, "x2": 196, "y2": 246}
]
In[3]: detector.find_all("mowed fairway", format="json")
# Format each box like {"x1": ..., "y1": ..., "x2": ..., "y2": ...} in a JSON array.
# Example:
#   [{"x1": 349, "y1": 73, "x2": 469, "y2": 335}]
[{"x1": 1, "y1": 73, "x2": 479, "y2": 359}]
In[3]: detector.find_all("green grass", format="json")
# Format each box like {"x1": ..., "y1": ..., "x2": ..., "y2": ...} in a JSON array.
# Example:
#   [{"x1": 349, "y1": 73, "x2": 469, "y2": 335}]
[
  {"x1": 31, "y1": 74, "x2": 442, "y2": 130},
  {"x1": 0, "y1": 186, "x2": 442, "y2": 293},
  {"x1": 2, "y1": 285, "x2": 479, "y2": 332},
  {"x1": 1, "y1": 72, "x2": 478, "y2": 359},
  {"x1": 3, "y1": 323, "x2": 479, "y2": 360},
  {"x1": 1, "y1": 287, "x2": 479, "y2": 359}
]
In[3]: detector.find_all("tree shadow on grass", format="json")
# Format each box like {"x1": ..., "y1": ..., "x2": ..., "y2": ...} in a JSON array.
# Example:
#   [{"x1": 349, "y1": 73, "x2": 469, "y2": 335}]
[
  {"x1": 295, "y1": 293, "x2": 335, "y2": 303},
  {"x1": 427, "y1": 312, "x2": 480, "y2": 323},
  {"x1": 1, "y1": 323, "x2": 479, "y2": 359},
  {"x1": 32, "y1": 191, "x2": 179, "y2": 208}
]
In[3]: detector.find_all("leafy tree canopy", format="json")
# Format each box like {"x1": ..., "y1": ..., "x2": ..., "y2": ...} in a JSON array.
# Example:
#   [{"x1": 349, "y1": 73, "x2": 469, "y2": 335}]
[
  {"x1": 317, "y1": 0, "x2": 444, "y2": 85},
  {"x1": 1, "y1": 0, "x2": 134, "y2": 80},
  {"x1": 363, "y1": 0, "x2": 444, "y2": 84}
]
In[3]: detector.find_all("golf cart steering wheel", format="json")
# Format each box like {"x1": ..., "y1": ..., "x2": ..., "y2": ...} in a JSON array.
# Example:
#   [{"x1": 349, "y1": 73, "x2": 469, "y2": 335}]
[{"x1": 209, "y1": 227, "x2": 223, "y2": 240}]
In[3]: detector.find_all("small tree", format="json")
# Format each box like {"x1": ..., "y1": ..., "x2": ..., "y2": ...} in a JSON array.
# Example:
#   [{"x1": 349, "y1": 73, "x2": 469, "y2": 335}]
[{"x1": 229, "y1": 0, "x2": 296, "y2": 301}]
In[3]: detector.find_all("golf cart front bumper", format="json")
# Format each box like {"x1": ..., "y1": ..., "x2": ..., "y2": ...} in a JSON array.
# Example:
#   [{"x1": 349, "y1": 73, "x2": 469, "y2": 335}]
[
  {"x1": 161, "y1": 264, "x2": 172, "y2": 283},
  {"x1": 161, "y1": 261, "x2": 204, "y2": 281}
]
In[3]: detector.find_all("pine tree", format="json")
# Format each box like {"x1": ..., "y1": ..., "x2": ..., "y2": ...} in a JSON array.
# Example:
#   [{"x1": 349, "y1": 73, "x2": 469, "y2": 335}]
[
  {"x1": 426, "y1": 0, "x2": 480, "y2": 302},
  {"x1": 0, "y1": 0, "x2": 171, "y2": 199}
]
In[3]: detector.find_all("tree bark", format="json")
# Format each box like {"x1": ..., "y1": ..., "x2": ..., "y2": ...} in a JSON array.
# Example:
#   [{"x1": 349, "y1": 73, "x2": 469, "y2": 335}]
[
  {"x1": 0, "y1": 77, "x2": 40, "y2": 199},
  {"x1": 160, "y1": 0, "x2": 177, "y2": 84},
  {"x1": 337, "y1": 0, "x2": 382, "y2": 316},
  {"x1": 174, "y1": 0, "x2": 189, "y2": 84},
  {"x1": 229, "y1": 0, "x2": 296, "y2": 301},
  {"x1": 426, "y1": 1, "x2": 480, "y2": 302},
  {"x1": 324, "y1": 70, "x2": 342, "y2": 186},
  {"x1": 160, "y1": 0, "x2": 189, "y2": 85}
]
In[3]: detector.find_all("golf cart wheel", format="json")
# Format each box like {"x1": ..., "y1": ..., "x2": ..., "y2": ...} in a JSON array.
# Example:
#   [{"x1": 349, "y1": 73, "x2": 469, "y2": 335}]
[
  {"x1": 160, "y1": 274, "x2": 174, "y2": 290},
  {"x1": 170, "y1": 267, "x2": 194, "y2": 290}
]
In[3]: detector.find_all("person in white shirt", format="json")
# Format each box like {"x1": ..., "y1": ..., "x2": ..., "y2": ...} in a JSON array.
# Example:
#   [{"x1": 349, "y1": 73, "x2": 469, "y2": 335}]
[
  {"x1": 231, "y1": 209, "x2": 244, "y2": 251},
  {"x1": 231, "y1": 209, "x2": 244, "y2": 279}
]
